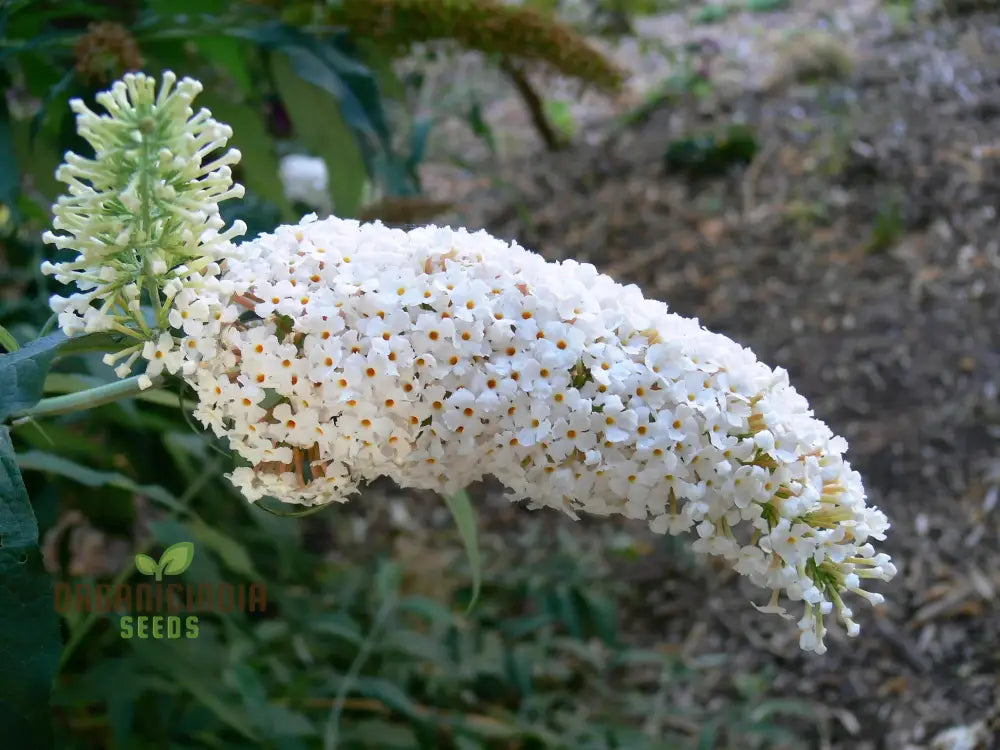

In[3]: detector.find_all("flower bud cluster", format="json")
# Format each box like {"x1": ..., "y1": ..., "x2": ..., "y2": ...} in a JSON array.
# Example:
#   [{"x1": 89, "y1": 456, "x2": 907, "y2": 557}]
[
  {"x1": 41, "y1": 71, "x2": 246, "y2": 380},
  {"x1": 176, "y1": 214, "x2": 895, "y2": 653}
]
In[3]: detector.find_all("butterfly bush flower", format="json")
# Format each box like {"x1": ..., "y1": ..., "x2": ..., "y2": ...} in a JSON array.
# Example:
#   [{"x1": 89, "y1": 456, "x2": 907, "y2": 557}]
[
  {"x1": 40, "y1": 71, "x2": 246, "y2": 385},
  {"x1": 175, "y1": 214, "x2": 895, "y2": 653}
]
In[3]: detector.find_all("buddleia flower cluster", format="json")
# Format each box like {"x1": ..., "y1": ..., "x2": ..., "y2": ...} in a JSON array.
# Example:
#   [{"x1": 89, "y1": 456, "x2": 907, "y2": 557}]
[
  {"x1": 40, "y1": 71, "x2": 896, "y2": 653},
  {"x1": 169, "y1": 214, "x2": 895, "y2": 654},
  {"x1": 40, "y1": 71, "x2": 246, "y2": 383}
]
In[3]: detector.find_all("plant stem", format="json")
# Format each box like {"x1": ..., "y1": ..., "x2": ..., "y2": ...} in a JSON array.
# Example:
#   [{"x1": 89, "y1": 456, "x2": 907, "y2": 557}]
[
  {"x1": 499, "y1": 57, "x2": 566, "y2": 152},
  {"x1": 10, "y1": 375, "x2": 164, "y2": 425},
  {"x1": 137, "y1": 107, "x2": 164, "y2": 328}
]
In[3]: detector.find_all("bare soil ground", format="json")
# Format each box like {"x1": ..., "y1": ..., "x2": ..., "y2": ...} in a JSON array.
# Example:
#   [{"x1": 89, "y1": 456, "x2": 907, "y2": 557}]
[{"x1": 412, "y1": 5, "x2": 1000, "y2": 748}]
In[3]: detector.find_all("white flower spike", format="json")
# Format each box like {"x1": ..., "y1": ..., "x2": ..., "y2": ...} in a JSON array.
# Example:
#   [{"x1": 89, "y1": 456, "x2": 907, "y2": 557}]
[
  {"x1": 175, "y1": 214, "x2": 896, "y2": 654},
  {"x1": 41, "y1": 71, "x2": 246, "y2": 379}
]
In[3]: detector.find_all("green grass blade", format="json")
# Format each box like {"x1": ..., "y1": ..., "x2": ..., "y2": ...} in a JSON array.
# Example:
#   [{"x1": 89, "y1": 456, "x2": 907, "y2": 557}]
[{"x1": 441, "y1": 488, "x2": 482, "y2": 611}]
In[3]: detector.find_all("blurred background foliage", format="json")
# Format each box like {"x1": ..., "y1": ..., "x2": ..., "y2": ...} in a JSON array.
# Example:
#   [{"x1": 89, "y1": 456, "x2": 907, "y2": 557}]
[{"x1": 0, "y1": 0, "x2": 818, "y2": 747}]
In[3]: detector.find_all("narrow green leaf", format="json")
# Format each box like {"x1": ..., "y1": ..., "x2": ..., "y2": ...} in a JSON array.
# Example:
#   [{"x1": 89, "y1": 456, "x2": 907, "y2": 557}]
[
  {"x1": 0, "y1": 88, "x2": 20, "y2": 210},
  {"x1": 339, "y1": 719, "x2": 416, "y2": 747},
  {"x1": 354, "y1": 676, "x2": 418, "y2": 719},
  {"x1": 405, "y1": 117, "x2": 434, "y2": 189},
  {"x1": 194, "y1": 36, "x2": 253, "y2": 93},
  {"x1": 228, "y1": 23, "x2": 390, "y2": 145},
  {"x1": 0, "y1": 427, "x2": 60, "y2": 747},
  {"x1": 745, "y1": 0, "x2": 790, "y2": 10},
  {"x1": 8, "y1": 106, "x2": 61, "y2": 202},
  {"x1": 15, "y1": 451, "x2": 189, "y2": 515},
  {"x1": 271, "y1": 52, "x2": 368, "y2": 217},
  {"x1": 380, "y1": 629, "x2": 451, "y2": 664},
  {"x1": 310, "y1": 613, "x2": 363, "y2": 645},
  {"x1": 55, "y1": 332, "x2": 130, "y2": 358},
  {"x1": 28, "y1": 68, "x2": 74, "y2": 144},
  {"x1": 0, "y1": 324, "x2": 19, "y2": 353},
  {"x1": 467, "y1": 99, "x2": 497, "y2": 156},
  {"x1": 132, "y1": 644, "x2": 258, "y2": 742},
  {"x1": 441, "y1": 489, "x2": 481, "y2": 610},
  {"x1": 254, "y1": 704, "x2": 316, "y2": 738},
  {"x1": 397, "y1": 595, "x2": 455, "y2": 625},
  {"x1": 0, "y1": 332, "x2": 66, "y2": 421},
  {"x1": 191, "y1": 520, "x2": 260, "y2": 579},
  {"x1": 157, "y1": 541, "x2": 195, "y2": 576}
]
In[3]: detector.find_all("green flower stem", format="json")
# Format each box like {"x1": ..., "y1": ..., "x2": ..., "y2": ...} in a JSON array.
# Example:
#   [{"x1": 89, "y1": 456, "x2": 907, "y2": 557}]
[
  {"x1": 137, "y1": 109, "x2": 165, "y2": 328},
  {"x1": 10, "y1": 375, "x2": 164, "y2": 425}
]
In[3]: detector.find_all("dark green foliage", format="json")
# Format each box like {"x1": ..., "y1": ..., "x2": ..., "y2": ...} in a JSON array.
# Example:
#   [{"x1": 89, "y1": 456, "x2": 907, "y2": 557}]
[
  {"x1": 0, "y1": 333, "x2": 66, "y2": 421},
  {"x1": 866, "y1": 192, "x2": 904, "y2": 253},
  {"x1": 694, "y1": 4, "x2": 732, "y2": 23},
  {"x1": 663, "y1": 124, "x2": 759, "y2": 177},
  {"x1": 744, "y1": 0, "x2": 790, "y2": 11},
  {"x1": 1, "y1": 420, "x2": 61, "y2": 747}
]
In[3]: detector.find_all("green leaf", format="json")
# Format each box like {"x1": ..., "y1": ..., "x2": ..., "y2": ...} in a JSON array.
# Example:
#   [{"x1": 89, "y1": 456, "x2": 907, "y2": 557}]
[
  {"x1": 134, "y1": 553, "x2": 158, "y2": 576},
  {"x1": 374, "y1": 559, "x2": 401, "y2": 603},
  {"x1": 195, "y1": 36, "x2": 253, "y2": 93},
  {"x1": 542, "y1": 99, "x2": 577, "y2": 140},
  {"x1": 0, "y1": 324, "x2": 19, "y2": 353},
  {"x1": 397, "y1": 595, "x2": 454, "y2": 625},
  {"x1": 695, "y1": 4, "x2": 731, "y2": 23},
  {"x1": 0, "y1": 332, "x2": 66, "y2": 421},
  {"x1": 0, "y1": 86, "x2": 19, "y2": 210},
  {"x1": 132, "y1": 643, "x2": 258, "y2": 742},
  {"x1": 8, "y1": 106, "x2": 61, "y2": 202},
  {"x1": 159, "y1": 541, "x2": 195, "y2": 576},
  {"x1": 191, "y1": 520, "x2": 259, "y2": 579},
  {"x1": 271, "y1": 51, "x2": 368, "y2": 217},
  {"x1": 441, "y1": 489, "x2": 481, "y2": 610},
  {"x1": 580, "y1": 590, "x2": 619, "y2": 646},
  {"x1": 15, "y1": 451, "x2": 189, "y2": 515},
  {"x1": 254, "y1": 704, "x2": 316, "y2": 738},
  {"x1": 380, "y1": 629, "x2": 451, "y2": 664},
  {"x1": 28, "y1": 68, "x2": 75, "y2": 144},
  {"x1": 0, "y1": 427, "x2": 60, "y2": 747},
  {"x1": 310, "y1": 613, "x2": 363, "y2": 645},
  {"x1": 196, "y1": 92, "x2": 295, "y2": 219},
  {"x1": 354, "y1": 677, "x2": 418, "y2": 719},
  {"x1": 407, "y1": 117, "x2": 433, "y2": 177},
  {"x1": 229, "y1": 23, "x2": 390, "y2": 146},
  {"x1": 466, "y1": 99, "x2": 497, "y2": 156},
  {"x1": 54, "y1": 332, "x2": 129, "y2": 358},
  {"x1": 339, "y1": 718, "x2": 416, "y2": 747}
]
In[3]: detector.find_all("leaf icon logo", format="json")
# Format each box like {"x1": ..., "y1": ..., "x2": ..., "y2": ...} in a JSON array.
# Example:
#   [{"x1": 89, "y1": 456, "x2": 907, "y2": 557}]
[
  {"x1": 134, "y1": 553, "x2": 158, "y2": 576},
  {"x1": 134, "y1": 542, "x2": 195, "y2": 581}
]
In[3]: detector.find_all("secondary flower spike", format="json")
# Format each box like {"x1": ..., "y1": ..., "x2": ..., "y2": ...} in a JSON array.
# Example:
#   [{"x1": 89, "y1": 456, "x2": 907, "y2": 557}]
[
  {"x1": 177, "y1": 215, "x2": 896, "y2": 653},
  {"x1": 41, "y1": 71, "x2": 245, "y2": 381}
]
